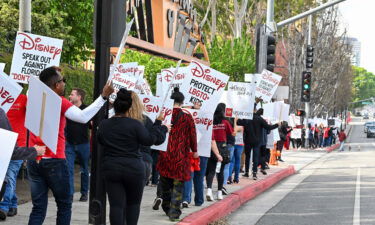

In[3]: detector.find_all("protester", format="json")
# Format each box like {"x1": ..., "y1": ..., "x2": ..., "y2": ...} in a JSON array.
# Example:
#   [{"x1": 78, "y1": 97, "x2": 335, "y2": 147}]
[
  {"x1": 229, "y1": 125, "x2": 244, "y2": 183},
  {"x1": 206, "y1": 103, "x2": 234, "y2": 201},
  {"x1": 0, "y1": 94, "x2": 27, "y2": 220},
  {"x1": 156, "y1": 87, "x2": 198, "y2": 222},
  {"x1": 313, "y1": 124, "x2": 320, "y2": 147},
  {"x1": 256, "y1": 109, "x2": 269, "y2": 175},
  {"x1": 97, "y1": 88, "x2": 167, "y2": 225},
  {"x1": 238, "y1": 104, "x2": 279, "y2": 180},
  {"x1": 338, "y1": 129, "x2": 347, "y2": 151},
  {"x1": 27, "y1": 66, "x2": 113, "y2": 225},
  {"x1": 223, "y1": 112, "x2": 235, "y2": 194},
  {"x1": 0, "y1": 108, "x2": 45, "y2": 210},
  {"x1": 65, "y1": 88, "x2": 91, "y2": 202}
]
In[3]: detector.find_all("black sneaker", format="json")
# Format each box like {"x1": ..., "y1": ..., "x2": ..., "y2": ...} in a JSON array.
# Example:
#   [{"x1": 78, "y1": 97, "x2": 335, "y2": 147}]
[
  {"x1": 278, "y1": 158, "x2": 285, "y2": 162},
  {"x1": 79, "y1": 194, "x2": 88, "y2": 202},
  {"x1": 182, "y1": 201, "x2": 189, "y2": 208},
  {"x1": 242, "y1": 172, "x2": 249, "y2": 178},
  {"x1": 252, "y1": 173, "x2": 258, "y2": 180},
  {"x1": 260, "y1": 169, "x2": 267, "y2": 175},
  {"x1": 7, "y1": 208, "x2": 17, "y2": 217},
  {"x1": 222, "y1": 187, "x2": 228, "y2": 195},
  {"x1": 152, "y1": 197, "x2": 162, "y2": 210},
  {"x1": 0, "y1": 209, "x2": 6, "y2": 221}
]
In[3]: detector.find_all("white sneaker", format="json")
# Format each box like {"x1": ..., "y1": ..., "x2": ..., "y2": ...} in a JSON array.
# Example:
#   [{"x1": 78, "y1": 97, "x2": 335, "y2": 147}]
[
  {"x1": 206, "y1": 188, "x2": 214, "y2": 201},
  {"x1": 217, "y1": 190, "x2": 223, "y2": 200}
]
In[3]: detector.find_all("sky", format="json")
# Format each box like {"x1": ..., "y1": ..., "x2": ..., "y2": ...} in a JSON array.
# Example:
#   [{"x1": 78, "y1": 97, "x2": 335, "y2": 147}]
[{"x1": 338, "y1": 0, "x2": 375, "y2": 73}]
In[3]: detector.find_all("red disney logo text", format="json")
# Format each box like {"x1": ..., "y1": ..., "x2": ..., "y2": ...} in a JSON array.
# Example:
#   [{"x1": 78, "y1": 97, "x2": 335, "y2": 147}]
[
  {"x1": 18, "y1": 33, "x2": 62, "y2": 60},
  {"x1": 190, "y1": 62, "x2": 226, "y2": 91},
  {"x1": 0, "y1": 87, "x2": 15, "y2": 106}
]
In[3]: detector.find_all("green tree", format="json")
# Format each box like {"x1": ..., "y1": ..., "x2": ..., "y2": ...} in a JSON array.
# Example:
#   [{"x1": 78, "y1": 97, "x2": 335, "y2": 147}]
[{"x1": 352, "y1": 66, "x2": 375, "y2": 102}]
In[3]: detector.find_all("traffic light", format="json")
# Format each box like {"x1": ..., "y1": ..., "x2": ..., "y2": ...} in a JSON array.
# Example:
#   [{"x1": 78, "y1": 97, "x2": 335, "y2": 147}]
[
  {"x1": 296, "y1": 109, "x2": 306, "y2": 117},
  {"x1": 266, "y1": 35, "x2": 276, "y2": 72},
  {"x1": 306, "y1": 45, "x2": 314, "y2": 69},
  {"x1": 301, "y1": 71, "x2": 311, "y2": 102}
]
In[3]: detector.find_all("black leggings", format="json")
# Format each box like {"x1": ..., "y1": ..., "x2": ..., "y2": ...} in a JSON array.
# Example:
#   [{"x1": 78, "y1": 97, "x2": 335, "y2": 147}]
[
  {"x1": 104, "y1": 162, "x2": 145, "y2": 225},
  {"x1": 206, "y1": 157, "x2": 225, "y2": 190}
]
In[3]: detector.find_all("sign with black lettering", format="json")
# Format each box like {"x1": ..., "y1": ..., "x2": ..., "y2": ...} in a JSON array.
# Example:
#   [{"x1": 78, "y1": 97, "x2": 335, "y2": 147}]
[
  {"x1": 226, "y1": 82, "x2": 256, "y2": 119},
  {"x1": 10, "y1": 32, "x2": 63, "y2": 84}
]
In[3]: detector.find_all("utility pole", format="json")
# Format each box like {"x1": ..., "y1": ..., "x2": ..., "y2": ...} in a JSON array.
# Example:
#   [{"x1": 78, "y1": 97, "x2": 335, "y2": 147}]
[
  {"x1": 19, "y1": 0, "x2": 31, "y2": 32},
  {"x1": 305, "y1": 15, "x2": 312, "y2": 147},
  {"x1": 89, "y1": 0, "x2": 112, "y2": 224}
]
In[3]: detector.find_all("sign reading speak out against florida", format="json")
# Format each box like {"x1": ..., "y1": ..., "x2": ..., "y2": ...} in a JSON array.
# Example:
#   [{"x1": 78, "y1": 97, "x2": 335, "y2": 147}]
[
  {"x1": 255, "y1": 69, "x2": 282, "y2": 102},
  {"x1": 0, "y1": 72, "x2": 23, "y2": 113},
  {"x1": 138, "y1": 95, "x2": 174, "y2": 151},
  {"x1": 10, "y1": 32, "x2": 63, "y2": 84},
  {"x1": 179, "y1": 61, "x2": 229, "y2": 112},
  {"x1": 226, "y1": 82, "x2": 256, "y2": 119}
]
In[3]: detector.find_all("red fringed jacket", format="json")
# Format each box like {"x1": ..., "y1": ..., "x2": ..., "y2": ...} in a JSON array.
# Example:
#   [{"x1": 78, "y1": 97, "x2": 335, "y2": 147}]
[{"x1": 157, "y1": 108, "x2": 197, "y2": 182}]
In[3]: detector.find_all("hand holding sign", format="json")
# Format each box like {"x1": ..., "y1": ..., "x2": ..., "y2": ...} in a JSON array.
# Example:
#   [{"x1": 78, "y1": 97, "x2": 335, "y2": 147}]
[
  {"x1": 34, "y1": 145, "x2": 46, "y2": 156},
  {"x1": 102, "y1": 81, "x2": 114, "y2": 99}
]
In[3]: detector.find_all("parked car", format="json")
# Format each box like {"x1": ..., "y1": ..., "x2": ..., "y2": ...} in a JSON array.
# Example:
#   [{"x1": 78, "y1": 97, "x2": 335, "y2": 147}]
[
  {"x1": 364, "y1": 122, "x2": 375, "y2": 133},
  {"x1": 367, "y1": 126, "x2": 375, "y2": 138},
  {"x1": 363, "y1": 114, "x2": 369, "y2": 119}
]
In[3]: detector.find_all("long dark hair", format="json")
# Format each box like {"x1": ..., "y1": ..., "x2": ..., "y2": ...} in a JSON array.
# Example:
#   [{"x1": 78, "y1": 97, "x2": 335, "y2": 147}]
[
  {"x1": 170, "y1": 87, "x2": 184, "y2": 105},
  {"x1": 213, "y1": 103, "x2": 226, "y2": 125},
  {"x1": 113, "y1": 88, "x2": 132, "y2": 114}
]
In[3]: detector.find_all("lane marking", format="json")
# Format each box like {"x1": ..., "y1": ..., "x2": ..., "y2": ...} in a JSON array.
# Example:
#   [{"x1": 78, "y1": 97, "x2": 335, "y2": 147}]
[{"x1": 353, "y1": 168, "x2": 361, "y2": 225}]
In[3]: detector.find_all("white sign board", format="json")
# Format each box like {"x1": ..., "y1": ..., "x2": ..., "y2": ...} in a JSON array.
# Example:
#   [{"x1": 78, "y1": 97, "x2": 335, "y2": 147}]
[
  {"x1": 291, "y1": 129, "x2": 302, "y2": 139},
  {"x1": 110, "y1": 63, "x2": 138, "y2": 102},
  {"x1": 139, "y1": 95, "x2": 173, "y2": 151},
  {"x1": 0, "y1": 63, "x2": 5, "y2": 72},
  {"x1": 0, "y1": 72, "x2": 23, "y2": 113},
  {"x1": 25, "y1": 76, "x2": 61, "y2": 153},
  {"x1": 179, "y1": 61, "x2": 229, "y2": 113},
  {"x1": 182, "y1": 108, "x2": 213, "y2": 157},
  {"x1": 134, "y1": 77, "x2": 153, "y2": 96},
  {"x1": 273, "y1": 101, "x2": 290, "y2": 122},
  {"x1": 156, "y1": 73, "x2": 163, "y2": 97},
  {"x1": 273, "y1": 86, "x2": 289, "y2": 100},
  {"x1": 255, "y1": 70, "x2": 282, "y2": 102},
  {"x1": 161, "y1": 67, "x2": 187, "y2": 98},
  {"x1": 226, "y1": 82, "x2": 255, "y2": 119},
  {"x1": 0, "y1": 128, "x2": 18, "y2": 187},
  {"x1": 10, "y1": 32, "x2": 63, "y2": 84}
]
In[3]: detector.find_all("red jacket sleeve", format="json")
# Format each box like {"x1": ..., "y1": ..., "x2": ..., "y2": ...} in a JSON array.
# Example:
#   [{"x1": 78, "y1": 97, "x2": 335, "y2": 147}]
[{"x1": 224, "y1": 120, "x2": 234, "y2": 136}]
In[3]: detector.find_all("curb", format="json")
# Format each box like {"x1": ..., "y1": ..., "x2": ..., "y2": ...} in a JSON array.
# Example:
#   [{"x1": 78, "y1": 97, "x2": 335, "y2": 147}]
[{"x1": 177, "y1": 165, "x2": 296, "y2": 225}]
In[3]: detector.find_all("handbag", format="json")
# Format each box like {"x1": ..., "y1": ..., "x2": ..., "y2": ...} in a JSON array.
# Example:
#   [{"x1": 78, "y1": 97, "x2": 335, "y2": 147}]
[{"x1": 217, "y1": 142, "x2": 230, "y2": 164}]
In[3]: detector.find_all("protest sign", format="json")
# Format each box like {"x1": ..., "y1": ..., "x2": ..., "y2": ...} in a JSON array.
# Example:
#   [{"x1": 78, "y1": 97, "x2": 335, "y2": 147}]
[
  {"x1": 263, "y1": 102, "x2": 275, "y2": 120},
  {"x1": 327, "y1": 119, "x2": 335, "y2": 126},
  {"x1": 0, "y1": 63, "x2": 5, "y2": 72},
  {"x1": 182, "y1": 108, "x2": 213, "y2": 157},
  {"x1": 179, "y1": 61, "x2": 229, "y2": 113},
  {"x1": 219, "y1": 90, "x2": 228, "y2": 105},
  {"x1": 226, "y1": 82, "x2": 256, "y2": 119},
  {"x1": 139, "y1": 95, "x2": 173, "y2": 151},
  {"x1": 161, "y1": 67, "x2": 187, "y2": 98},
  {"x1": 156, "y1": 73, "x2": 163, "y2": 97},
  {"x1": 0, "y1": 128, "x2": 18, "y2": 187},
  {"x1": 273, "y1": 101, "x2": 290, "y2": 122},
  {"x1": 25, "y1": 76, "x2": 61, "y2": 154},
  {"x1": 10, "y1": 32, "x2": 63, "y2": 84},
  {"x1": 266, "y1": 128, "x2": 280, "y2": 149},
  {"x1": 0, "y1": 72, "x2": 23, "y2": 113},
  {"x1": 110, "y1": 63, "x2": 138, "y2": 102},
  {"x1": 255, "y1": 70, "x2": 282, "y2": 102},
  {"x1": 291, "y1": 129, "x2": 302, "y2": 139},
  {"x1": 134, "y1": 77, "x2": 153, "y2": 96},
  {"x1": 289, "y1": 114, "x2": 301, "y2": 127},
  {"x1": 235, "y1": 132, "x2": 243, "y2": 145}
]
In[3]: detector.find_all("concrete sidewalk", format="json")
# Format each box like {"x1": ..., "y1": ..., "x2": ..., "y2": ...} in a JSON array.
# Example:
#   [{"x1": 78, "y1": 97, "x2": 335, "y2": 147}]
[{"x1": 2, "y1": 151, "x2": 328, "y2": 225}]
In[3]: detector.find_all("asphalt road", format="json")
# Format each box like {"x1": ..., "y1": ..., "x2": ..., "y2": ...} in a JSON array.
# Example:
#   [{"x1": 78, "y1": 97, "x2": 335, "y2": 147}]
[{"x1": 229, "y1": 118, "x2": 375, "y2": 225}]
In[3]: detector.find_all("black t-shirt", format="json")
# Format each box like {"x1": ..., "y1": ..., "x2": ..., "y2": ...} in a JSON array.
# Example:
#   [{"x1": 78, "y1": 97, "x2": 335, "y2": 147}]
[{"x1": 66, "y1": 104, "x2": 90, "y2": 145}]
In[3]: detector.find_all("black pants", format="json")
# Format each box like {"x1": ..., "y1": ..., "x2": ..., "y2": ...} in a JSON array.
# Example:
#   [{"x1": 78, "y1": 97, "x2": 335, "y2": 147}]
[
  {"x1": 144, "y1": 161, "x2": 152, "y2": 186},
  {"x1": 104, "y1": 160, "x2": 145, "y2": 225},
  {"x1": 206, "y1": 157, "x2": 225, "y2": 190},
  {"x1": 151, "y1": 150, "x2": 159, "y2": 185},
  {"x1": 160, "y1": 176, "x2": 184, "y2": 219},
  {"x1": 259, "y1": 145, "x2": 267, "y2": 170}
]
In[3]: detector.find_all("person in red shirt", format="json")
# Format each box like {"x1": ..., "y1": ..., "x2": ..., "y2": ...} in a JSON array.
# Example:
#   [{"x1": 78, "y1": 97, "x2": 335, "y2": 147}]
[
  {"x1": 26, "y1": 67, "x2": 113, "y2": 225},
  {"x1": 206, "y1": 103, "x2": 234, "y2": 201},
  {"x1": 338, "y1": 129, "x2": 347, "y2": 151}
]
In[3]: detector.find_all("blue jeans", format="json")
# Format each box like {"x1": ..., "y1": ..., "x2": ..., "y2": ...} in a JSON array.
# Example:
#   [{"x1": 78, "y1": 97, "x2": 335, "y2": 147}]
[
  {"x1": 27, "y1": 159, "x2": 72, "y2": 225},
  {"x1": 182, "y1": 156, "x2": 208, "y2": 206},
  {"x1": 65, "y1": 142, "x2": 90, "y2": 196},
  {"x1": 229, "y1": 145, "x2": 244, "y2": 181},
  {"x1": 223, "y1": 144, "x2": 234, "y2": 185},
  {"x1": 0, "y1": 160, "x2": 23, "y2": 212}
]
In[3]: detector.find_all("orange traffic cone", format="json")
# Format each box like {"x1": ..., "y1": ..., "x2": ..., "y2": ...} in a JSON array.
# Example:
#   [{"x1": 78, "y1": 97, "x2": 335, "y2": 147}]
[{"x1": 269, "y1": 144, "x2": 278, "y2": 166}]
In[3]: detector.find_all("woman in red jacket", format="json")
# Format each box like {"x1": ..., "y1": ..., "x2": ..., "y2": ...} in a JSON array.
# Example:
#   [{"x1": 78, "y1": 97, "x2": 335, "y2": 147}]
[{"x1": 156, "y1": 88, "x2": 198, "y2": 222}]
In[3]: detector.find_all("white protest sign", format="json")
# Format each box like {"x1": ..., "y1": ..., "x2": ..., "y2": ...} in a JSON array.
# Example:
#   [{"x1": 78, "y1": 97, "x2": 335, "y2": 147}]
[
  {"x1": 139, "y1": 95, "x2": 173, "y2": 151},
  {"x1": 10, "y1": 32, "x2": 63, "y2": 84},
  {"x1": 0, "y1": 63, "x2": 5, "y2": 72},
  {"x1": 182, "y1": 108, "x2": 213, "y2": 157},
  {"x1": 0, "y1": 128, "x2": 18, "y2": 186},
  {"x1": 25, "y1": 76, "x2": 61, "y2": 153},
  {"x1": 263, "y1": 102, "x2": 275, "y2": 120},
  {"x1": 179, "y1": 61, "x2": 229, "y2": 113},
  {"x1": 289, "y1": 114, "x2": 301, "y2": 127},
  {"x1": 235, "y1": 131, "x2": 244, "y2": 145},
  {"x1": 156, "y1": 73, "x2": 163, "y2": 97},
  {"x1": 110, "y1": 63, "x2": 139, "y2": 102},
  {"x1": 135, "y1": 66, "x2": 145, "y2": 79},
  {"x1": 135, "y1": 77, "x2": 153, "y2": 96},
  {"x1": 273, "y1": 101, "x2": 290, "y2": 122},
  {"x1": 226, "y1": 82, "x2": 255, "y2": 119},
  {"x1": 0, "y1": 72, "x2": 23, "y2": 113},
  {"x1": 220, "y1": 90, "x2": 228, "y2": 105},
  {"x1": 291, "y1": 129, "x2": 302, "y2": 139},
  {"x1": 266, "y1": 128, "x2": 280, "y2": 149},
  {"x1": 161, "y1": 67, "x2": 187, "y2": 98},
  {"x1": 255, "y1": 70, "x2": 282, "y2": 102}
]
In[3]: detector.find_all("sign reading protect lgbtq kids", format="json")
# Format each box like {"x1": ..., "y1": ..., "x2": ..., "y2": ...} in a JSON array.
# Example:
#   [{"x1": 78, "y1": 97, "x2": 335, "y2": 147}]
[
  {"x1": 139, "y1": 95, "x2": 174, "y2": 151},
  {"x1": 255, "y1": 69, "x2": 282, "y2": 102},
  {"x1": 10, "y1": 32, "x2": 63, "y2": 84},
  {"x1": 0, "y1": 72, "x2": 22, "y2": 113},
  {"x1": 179, "y1": 61, "x2": 229, "y2": 112},
  {"x1": 226, "y1": 82, "x2": 256, "y2": 119},
  {"x1": 25, "y1": 76, "x2": 62, "y2": 154},
  {"x1": 0, "y1": 128, "x2": 18, "y2": 186}
]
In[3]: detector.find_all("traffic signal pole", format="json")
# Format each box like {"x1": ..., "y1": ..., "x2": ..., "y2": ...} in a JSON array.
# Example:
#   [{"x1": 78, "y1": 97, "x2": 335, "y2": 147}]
[{"x1": 305, "y1": 15, "x2": 312, "y2": 148}]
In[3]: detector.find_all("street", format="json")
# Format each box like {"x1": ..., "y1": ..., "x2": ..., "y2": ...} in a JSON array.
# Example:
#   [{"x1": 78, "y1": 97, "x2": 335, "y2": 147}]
[{"x1": 229, "y1": 118, "x2": 375, "y2": 225}]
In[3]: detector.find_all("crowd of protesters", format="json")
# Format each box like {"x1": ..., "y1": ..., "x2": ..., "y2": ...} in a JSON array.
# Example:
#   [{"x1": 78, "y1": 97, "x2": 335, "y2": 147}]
[{"x1": 0, "y1": 66, "x2": 347, "y2": 225}]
